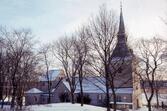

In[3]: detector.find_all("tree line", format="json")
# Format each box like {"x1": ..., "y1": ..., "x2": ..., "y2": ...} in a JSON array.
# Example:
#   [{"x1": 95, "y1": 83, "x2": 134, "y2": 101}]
[{"x1": 0, "y1": 28, "x2": 41, "y2": 110}]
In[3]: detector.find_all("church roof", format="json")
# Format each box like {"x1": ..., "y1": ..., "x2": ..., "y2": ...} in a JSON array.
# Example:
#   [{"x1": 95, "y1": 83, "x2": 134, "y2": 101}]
[
  {"x1": 111, "y1": 4, "x2": 132, "y2": 58},
  {"x1": 39, "y1": 69, "x2": 64, "y2": 81},
  {"x1": 62, "y1": 77, "x2": 133, "y2": 94}
]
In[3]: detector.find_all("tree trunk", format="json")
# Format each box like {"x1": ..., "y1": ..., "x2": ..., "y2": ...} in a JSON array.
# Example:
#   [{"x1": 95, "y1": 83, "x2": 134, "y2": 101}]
[
  {"x1": 155, "y1": 89, "x2": 159, "y2": 108},
  {"x1": 71, "y1": 92, "x2": 75, "y2": 104},
  {"x1": 106, "y1": 80, "x2": 110, "y2": 111},
  {"x1": 0, "y1": 81, "x2": 4, "y2": 109},
  {"x1": 11, "y1": 84, "x2": 17, "y2": 109},
  {"x1": 48, "y1": 81, "x2": 51, "y2": 103},
  {"x1": 48, "y1": 91, "x2": 51, "y2": 103},
  {"x1": 79, "y1": 78, "x2": 84, "y2": 106},
  {"x1": 112, "y1": 89, "x2": 117, "y2": 111},
  {"x1": 105, "y1": 68, "x2": 110, "y2": 111},
  {"x1": 147, "y1": 101, "x2": 152, "y2": 111},
  {"x1": 79, "y1": 68, "x2": 84, "y2": 106},
  {"x1": 0, "y1": 82, "x2": 3, "y2": 100}
]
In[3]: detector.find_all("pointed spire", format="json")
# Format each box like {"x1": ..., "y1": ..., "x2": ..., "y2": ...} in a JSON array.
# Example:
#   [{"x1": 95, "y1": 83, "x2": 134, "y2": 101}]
[
  {"x1": 111, "y1": 2, "x2": 132, "y2": 58},
  {"x1": 118, "y1": 1, "x2": 125, "y2": 35}
]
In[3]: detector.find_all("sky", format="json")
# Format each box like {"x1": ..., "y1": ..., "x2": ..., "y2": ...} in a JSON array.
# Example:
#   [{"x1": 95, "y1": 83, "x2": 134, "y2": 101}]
[{"x1": 0, "y1": 0, "x2": 167, "y2": 43}]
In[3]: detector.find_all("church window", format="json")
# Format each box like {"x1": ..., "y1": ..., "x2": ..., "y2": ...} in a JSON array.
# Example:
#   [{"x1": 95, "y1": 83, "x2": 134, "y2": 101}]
[{"x1": 116, "y1": 95, "x2": 122, "y2": 102}]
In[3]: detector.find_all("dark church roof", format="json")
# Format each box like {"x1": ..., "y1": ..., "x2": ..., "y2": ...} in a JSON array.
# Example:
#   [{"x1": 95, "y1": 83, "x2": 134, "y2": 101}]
[{"x1": 111, "y1": 5, "x2": 132, "y2": 58}]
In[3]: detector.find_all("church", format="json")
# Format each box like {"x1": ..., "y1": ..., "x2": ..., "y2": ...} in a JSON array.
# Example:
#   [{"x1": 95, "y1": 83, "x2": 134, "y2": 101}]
[{"x1": 25, "y1": 5, "x2": 142, "y2": 110}]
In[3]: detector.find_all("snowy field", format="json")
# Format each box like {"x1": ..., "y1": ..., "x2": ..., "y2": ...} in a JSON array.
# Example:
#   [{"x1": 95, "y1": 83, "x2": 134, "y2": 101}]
[
  {"x1": 27, "y1": 104, "x2": 164, "y2": 111},
  {"x1": 28, "y1": 103, "x2": 152, "y2": 111},
  {"x1": 28, "y1": 103, "x2": 107, "y2": 111},
  {"x1": 0, "y1": 103, "x2": 163, "y2": 111}
]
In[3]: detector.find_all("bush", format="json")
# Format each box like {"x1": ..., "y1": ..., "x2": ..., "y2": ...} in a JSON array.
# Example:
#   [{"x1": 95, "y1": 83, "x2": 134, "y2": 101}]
[
  {"x1": 59, "y1": 92, "x2": 70, "y2": 102},
  {"x1": 76, "y1": 94, "x2": 91, "y2": 104}
]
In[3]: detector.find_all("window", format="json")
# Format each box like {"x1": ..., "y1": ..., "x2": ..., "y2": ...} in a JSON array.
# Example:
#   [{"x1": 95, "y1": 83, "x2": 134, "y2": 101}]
[
  {"x1": 123, "y1": 96, "x2": 127, "y2": 100},
  {"x1": 34, "y1": 96, "x2": 37, "y2": 102},
  {"x1": 98, "y1": 94, "x2": 103, "y2": 101},
  {"x1": 116, "y1": 95, "x2": 122, "y2": 102}
]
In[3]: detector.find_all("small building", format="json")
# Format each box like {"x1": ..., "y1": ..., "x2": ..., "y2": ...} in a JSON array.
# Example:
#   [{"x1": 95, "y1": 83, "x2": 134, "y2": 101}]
[
  {"x1": 25, "y1": 88, "x2": 44, "y2": 105},
  {"x1": 25, "y1": 69, "x2": 65, "y2": 105}
]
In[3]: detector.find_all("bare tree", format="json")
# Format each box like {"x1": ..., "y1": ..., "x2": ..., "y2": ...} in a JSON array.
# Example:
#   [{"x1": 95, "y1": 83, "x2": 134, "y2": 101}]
[
  {"x1": 73, "y1": 27, "x2": 90, "y2": 106},
  {"x1": 0, "y1": 34, "x2": 8, "y2": 109},
  {"x1": 87, "y1": 5, "x2": 118, "y2": 111},
  {"x1": 0, "y1": 28, "x2": 40, "y2": 109},
  {"x1": 134, "y1": 37, "x2": 167, "y2": 111},
  {"x1": 39, "y1": 44, "x2": 52, "y2": 103},
  {"x1": 52, "y1": 36, "x2": 79, "y2": 104}
]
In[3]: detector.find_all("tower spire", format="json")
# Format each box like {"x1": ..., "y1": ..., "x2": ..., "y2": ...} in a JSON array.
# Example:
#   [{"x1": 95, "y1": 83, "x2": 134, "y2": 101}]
[
  {"x1": 118, "y1": 1, "x2": 125, "y2": 35},
  {"x1": 111, "y1": 2, "x2": 132, "y2": 58},
  {"x1": 120, "y1": 1, "x2": 122, "y2": 11}
]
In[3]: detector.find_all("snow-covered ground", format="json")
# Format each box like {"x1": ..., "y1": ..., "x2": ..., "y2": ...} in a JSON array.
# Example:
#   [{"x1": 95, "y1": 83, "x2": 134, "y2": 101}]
[
  {"x1": 0, "y1": 103, "x2": 163, "y2": 111},
  {"x1": 29, "y1": 103, "x2": 156, "y2": 111},
  {"x1": 28, "y1": 103, "x2": 164, "y2": 111},
  {"x1": 28, "y1": 103, "x2": 107, "y2": 111}
]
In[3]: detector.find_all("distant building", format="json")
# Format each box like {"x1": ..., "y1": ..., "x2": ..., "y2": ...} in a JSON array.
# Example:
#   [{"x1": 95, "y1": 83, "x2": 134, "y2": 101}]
[{"x1": 25, "y1": 69, "x2": 65, "y2": 105}]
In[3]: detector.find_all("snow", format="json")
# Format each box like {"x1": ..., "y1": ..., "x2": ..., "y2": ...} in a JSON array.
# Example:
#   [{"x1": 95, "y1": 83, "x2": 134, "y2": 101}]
[
  {"x1": 141, "y1": 93, "x2": 167, "y2": 106},
  {"x1": 25, "y1": 88, "x2": 44, "y2": 94},
  {"x1": 111, "y1": 56, "x2": 133, "y2": 62},
  {"x1": 0, "y1": 104, "x2": 162, "y2": 111},
  {"x1": 28, "y1": 103, "x2": 108, "y2": 111},
  {"x1": 1, "y1": 103, "x2": 122, "y2": 111},
  {"x1": 62, "y1": 77, "x2": 133, "y2": 94},
  {"x1": 39, "y1": 69, "x2": 62, "y2": 81},
  {"x1": 110, "y1": 102, "x2": 133, "y2": 105},
  {"x1": 129, "y1": 106, "x2": 148, "y2": 111}
]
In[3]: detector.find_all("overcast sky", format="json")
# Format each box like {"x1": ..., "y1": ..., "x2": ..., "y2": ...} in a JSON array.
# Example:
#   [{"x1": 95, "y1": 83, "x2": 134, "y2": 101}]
[{"x1": 0, "y1": 0, "x2": 167, "y2": 43}]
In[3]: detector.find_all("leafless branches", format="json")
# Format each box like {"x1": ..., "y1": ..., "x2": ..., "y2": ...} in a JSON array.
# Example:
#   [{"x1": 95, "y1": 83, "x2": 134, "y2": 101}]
[
  {"x1": 134, "y1": 37, "x2": 167, "y2": 111},
  {"x1": 0, "y1": 27, "x2": 40, "y2": 110}
]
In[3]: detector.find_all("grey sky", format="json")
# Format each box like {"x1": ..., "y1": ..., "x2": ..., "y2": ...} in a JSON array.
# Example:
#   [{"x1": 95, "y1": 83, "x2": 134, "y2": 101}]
[{"x1": 0, "y1": 0, "x2": 166, "y2": 43}]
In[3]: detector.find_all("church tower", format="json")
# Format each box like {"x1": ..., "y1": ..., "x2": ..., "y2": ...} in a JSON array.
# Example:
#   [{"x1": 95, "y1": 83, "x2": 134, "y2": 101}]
[
  {"x1": 110, "y1": 3, "x2": 142, "y2": 109},
  {"x1": 111, "y1": 3, "x2": 133, "y2": 88}
]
